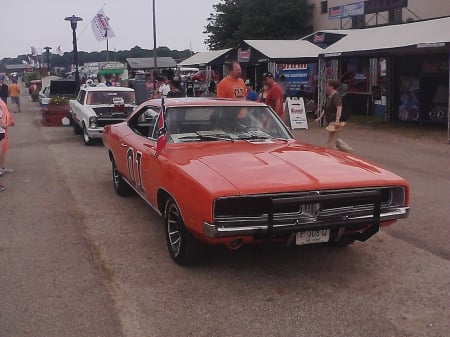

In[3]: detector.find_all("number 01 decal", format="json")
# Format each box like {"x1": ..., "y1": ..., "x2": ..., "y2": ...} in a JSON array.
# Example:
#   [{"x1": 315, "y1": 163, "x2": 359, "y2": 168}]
[{"x1": 126, "y1": 147, "x2": 144, "y2": 192}]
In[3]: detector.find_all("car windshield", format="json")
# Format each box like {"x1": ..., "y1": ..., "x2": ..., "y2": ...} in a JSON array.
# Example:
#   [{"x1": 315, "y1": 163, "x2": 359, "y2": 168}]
[
  {"x1": 87, "y1": 91, "x2": 135, "y2": 105},
  {"x1": 166, "y1": 106, "x2": 292, "y2": 142}
]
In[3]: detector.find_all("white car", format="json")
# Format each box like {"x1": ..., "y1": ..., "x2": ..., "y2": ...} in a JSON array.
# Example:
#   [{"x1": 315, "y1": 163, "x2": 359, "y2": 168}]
[{"x1": 69, "y1": 84, "x2": 136, "y2": 145}]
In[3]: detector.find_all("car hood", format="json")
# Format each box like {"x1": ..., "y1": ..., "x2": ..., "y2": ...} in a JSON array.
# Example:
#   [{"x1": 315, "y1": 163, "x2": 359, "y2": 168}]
[{"x1": 170, "y1": 141, "x2": 405, "y2": 195}]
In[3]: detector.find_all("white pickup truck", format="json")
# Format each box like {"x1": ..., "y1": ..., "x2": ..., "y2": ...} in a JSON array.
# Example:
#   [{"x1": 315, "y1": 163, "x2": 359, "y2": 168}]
[{"x1": 69, "y1": 84, "x2": 136, "y2": 145}]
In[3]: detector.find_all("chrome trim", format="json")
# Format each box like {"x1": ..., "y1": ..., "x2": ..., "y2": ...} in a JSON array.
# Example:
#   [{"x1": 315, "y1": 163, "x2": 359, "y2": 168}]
[{"x1": 204, "y1": 206, "x2": 410, "y2": 238}]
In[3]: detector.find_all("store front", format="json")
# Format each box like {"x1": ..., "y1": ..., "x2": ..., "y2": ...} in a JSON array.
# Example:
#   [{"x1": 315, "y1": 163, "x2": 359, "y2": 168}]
[{"x1": 394, "y1": 53, "x2": 448, "y2": 125}]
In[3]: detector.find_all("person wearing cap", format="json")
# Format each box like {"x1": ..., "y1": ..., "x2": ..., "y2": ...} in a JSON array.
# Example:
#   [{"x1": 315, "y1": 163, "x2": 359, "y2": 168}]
[
  {"x1": 244, "y1": 79, "x2": 258, "y2": 101},
  {"x1": 262, "y1": 72, "x2": 284, "y2": 118},
  {"x1": 0, "y1": 76, "x2": 8, "y2": 104},
  {"x1": 217, "y1": 61, "x2": 246, "y2": 99}
]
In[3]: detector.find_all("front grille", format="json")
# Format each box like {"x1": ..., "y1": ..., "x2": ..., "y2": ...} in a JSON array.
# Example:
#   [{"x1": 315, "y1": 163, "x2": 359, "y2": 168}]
[{"x1": 213, "y1": 187, "x2": 405, "y2": 231}]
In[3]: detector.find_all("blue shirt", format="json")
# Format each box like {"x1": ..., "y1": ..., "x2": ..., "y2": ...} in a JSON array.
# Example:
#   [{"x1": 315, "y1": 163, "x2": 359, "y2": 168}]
[{"x1": 246, "y1": 90, "x2": 258, "y2": 101}]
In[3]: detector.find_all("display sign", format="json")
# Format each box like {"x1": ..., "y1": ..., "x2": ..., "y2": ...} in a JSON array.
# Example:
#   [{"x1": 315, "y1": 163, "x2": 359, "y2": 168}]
[
  {"x1": 329, "y1": 2, "x2": 365, "y2": 19},
  {"x1": 238, "y1": 48, "x2": 251, "y2": 63},
  {"x1": 365, "y1": 0, "x2": 408, "y2": 14},
  {"x1": 286, "y1": 97, "x2": 308, "y2": 129}
]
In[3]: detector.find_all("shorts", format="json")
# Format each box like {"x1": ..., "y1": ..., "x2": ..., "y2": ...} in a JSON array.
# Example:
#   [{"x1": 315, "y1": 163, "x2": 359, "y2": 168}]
[
  {"x1": 0, "y1": 133, "x2": 5, "y2": 141},
  {"x1": 11, "y1": 96, "x2": 20, "y2": 105}
]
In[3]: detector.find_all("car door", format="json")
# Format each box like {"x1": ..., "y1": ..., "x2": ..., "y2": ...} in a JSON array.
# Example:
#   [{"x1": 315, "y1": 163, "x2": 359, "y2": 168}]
[{"x1": 120, "y1": 105, "x2": 161, "y2": 203}]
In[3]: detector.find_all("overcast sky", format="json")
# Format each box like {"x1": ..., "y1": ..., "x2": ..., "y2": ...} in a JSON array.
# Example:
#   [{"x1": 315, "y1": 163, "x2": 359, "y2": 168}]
[{"x1": 0, "y1": 0, "x2": 215, "y2": 59}]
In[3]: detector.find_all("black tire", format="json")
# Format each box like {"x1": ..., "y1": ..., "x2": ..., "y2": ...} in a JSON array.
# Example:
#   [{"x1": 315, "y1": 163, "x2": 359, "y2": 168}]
[
  {"x1": 112, "y1": 158, "x2": 133, "y2": 196},
  {"x1": 82, "y1": 123, "x2": 94, "y2": 146},
  {"x1": 164, "y1": 199, "x2": 203, "y2": 265},
  {"x1": 73, "y1": 121, "x2": 82, "y2": 135}
]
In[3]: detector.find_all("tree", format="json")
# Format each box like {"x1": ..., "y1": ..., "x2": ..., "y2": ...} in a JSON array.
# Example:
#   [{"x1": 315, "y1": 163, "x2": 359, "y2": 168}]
[{"x1": 205, "y1": 0, "x2": 314, "y2": 50}]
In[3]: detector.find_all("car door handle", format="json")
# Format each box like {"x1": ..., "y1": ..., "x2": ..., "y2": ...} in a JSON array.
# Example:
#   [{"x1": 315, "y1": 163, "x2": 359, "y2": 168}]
[{"x1": 120, "y1": 143, "x2": 128, "y2": 147}]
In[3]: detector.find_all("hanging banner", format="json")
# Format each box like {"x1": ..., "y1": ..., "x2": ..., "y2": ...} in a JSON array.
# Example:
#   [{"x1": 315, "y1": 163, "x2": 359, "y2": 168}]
[
  {"x1": 286, "y1": 97, "x2": 308, "y2": 129},
  {"x1": 91, "y1": 9, "x2": 115, "y2": 41}
]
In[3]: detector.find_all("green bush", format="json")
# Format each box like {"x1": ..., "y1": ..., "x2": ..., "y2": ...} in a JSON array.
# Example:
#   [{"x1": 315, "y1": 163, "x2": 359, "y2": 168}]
[{"x1": 49, "y1": 96, "x2": 70, "y2": 105}]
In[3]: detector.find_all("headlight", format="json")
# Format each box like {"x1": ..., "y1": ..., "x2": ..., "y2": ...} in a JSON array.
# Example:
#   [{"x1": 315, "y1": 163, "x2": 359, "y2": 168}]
[{"x1": 89, "y1": 116, "x2": 97, "y2": 128}]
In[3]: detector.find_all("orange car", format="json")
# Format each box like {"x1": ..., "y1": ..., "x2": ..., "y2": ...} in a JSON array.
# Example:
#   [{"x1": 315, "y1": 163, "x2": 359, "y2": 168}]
[{"x1": 103, "y1": 98, "x2": 409, "y2": 265}]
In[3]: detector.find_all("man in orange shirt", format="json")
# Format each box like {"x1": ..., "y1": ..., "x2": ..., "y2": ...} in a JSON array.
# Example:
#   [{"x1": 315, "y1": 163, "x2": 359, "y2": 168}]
[
  {"x1": 8, "y1": 79, "x2": 21, "y2": 112},
  {"x1": 217, "y1": 61, "x2": 246, "y2": 99}
]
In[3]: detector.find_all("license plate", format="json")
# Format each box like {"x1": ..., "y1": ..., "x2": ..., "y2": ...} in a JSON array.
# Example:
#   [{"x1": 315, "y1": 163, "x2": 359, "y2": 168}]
[{"x1": 296, "y1": 229, "x2": 330, "y2": 245}]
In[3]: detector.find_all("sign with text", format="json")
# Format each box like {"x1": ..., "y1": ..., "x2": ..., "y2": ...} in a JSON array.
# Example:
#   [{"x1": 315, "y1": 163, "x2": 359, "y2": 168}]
[
  {"x1": 329, "y1": 2, "x2": 365, "y2": 19},
  {"x1": 286, "y1": 97, "x2": 308, "y2": 129}
]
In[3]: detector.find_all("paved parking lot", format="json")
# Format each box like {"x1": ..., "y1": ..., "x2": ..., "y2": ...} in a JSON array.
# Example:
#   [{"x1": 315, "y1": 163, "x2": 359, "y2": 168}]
[{"x1": 1, "y1": 95, "x2": 448, "y2": 337}]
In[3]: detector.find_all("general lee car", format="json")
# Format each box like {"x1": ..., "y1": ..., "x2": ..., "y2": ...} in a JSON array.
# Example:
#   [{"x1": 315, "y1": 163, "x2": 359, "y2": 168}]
[
  {"x1": 102, "y1": 98, "x2": 410, "y2": 265},
  {"x1": 69, "y1": 84, "x2": 136, "y2": 145}
]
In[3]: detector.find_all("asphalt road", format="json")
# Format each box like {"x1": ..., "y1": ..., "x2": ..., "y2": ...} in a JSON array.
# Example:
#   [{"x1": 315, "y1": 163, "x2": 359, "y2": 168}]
[{"x1": 1, "y1": 95, "x2": 449, "y2": 337}]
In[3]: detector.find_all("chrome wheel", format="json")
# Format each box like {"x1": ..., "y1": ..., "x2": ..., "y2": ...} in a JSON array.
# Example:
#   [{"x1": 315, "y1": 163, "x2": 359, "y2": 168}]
[
  {"x1": 82, "y1": 124, "x2": 93, "y2": 146},
  {"x1": 111, "y1": 158, "x2": 132, "y2": 196},
  {"x1": 166, "y1": 202, "x2": 182, "y2": 257},
  {"x1": 164, "y1": 199, "x2": 203, "y2": 265}
]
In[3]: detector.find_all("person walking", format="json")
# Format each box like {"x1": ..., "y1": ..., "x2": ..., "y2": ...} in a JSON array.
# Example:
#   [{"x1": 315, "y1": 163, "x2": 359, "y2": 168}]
[
  {"x1": 315, "y1": 79, "x2": 352, "y2": 152},
  {"x1": 0, "y1": 98, "x2": 15, "y2": 189},
  {"x1": 8, "y1": 78, "x2": 21, "y2": 112},
  {"x1": 217, "y1": 61, "x2": 246, "y2": 99},
  {"x1": 262, "y1": 72, "x2": 284, "y2": 118},
  {"x1": 0, "y1": 76, "x2": 8, "y2": 104}
]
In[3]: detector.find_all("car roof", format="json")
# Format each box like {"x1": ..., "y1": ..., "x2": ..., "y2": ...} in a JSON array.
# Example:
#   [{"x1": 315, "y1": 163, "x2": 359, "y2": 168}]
[
  {"x1": 145, "y1": 97, "x2": 266, "y2": 108},
  {"x1": 80, "y1": 85, "x2": 134, "y2": 92}
]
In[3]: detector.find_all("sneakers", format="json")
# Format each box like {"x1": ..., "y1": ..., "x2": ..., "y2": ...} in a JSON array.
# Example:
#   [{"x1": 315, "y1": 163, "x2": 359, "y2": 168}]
[
  {"x1": 0, "y1": 184, "x2": 5, "y2": 192},
  {"x1": 0, "y1": 167, "x2": 14, "y2": 173}
]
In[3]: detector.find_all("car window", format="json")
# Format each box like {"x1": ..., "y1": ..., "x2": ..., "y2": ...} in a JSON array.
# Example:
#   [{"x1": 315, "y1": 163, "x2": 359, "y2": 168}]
[
  {"x1": 166, "y1": 106, "x2": 292, "y2": 142},
  {"x1": 86, "y1": 91, "x2": 135, "y2": 105},
  {"x1": 128, "y1": 105, "x2": 160, "y2": 138},
  {"x1": 77, "y1": 90, "x2": 86, "y2": 104}
]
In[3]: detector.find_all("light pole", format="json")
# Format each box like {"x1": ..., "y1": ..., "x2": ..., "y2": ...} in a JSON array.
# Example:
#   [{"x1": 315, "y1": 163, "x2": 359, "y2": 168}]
[
  {"x1": 152, "y1": 0, "x2": 158, "y2": 93},
  {"x1": 64, "y1": 15, "x2": 83, "y2": 93},
  {"x1": 43, "y1": 46, "x2": 52, "y2": 75}
]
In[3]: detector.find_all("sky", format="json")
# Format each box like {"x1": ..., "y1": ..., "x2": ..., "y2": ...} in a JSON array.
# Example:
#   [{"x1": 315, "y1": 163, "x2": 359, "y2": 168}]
[{"x1": 0, "y1": 0, "x2": 215, "y2": 59}]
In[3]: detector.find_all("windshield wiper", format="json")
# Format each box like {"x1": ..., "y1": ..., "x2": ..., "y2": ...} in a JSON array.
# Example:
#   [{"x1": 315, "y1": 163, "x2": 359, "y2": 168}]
[
  {"x1": 176, "y1": 131, "x2": 234, "y2": 142},
  {"x1": 196, "y1": 131, "x2": 234, "y2": 142}
]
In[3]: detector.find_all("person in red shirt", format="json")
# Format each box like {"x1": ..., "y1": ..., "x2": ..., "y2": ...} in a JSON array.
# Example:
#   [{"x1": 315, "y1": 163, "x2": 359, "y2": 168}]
[
  {"x1": 263, "y1": 72, "x2": 284, "y2": 118},
  {"x1": 217, "y1": 61, "x2": 246, "y2": 99}
]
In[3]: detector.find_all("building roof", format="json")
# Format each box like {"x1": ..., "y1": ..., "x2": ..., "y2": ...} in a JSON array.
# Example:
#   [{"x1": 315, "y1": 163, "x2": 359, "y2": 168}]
[
  {"x1": 315, "y1": 16, "x2": 450, "y2": 56},
  {"x1": 243, "y1": 40, "x2": 324, "y2": 60},
  {"x1": 126, "y1": 57, "x2": 177, "y2": 69},
  {"x1": 178, "y1": 49, "x2": 232, "y2": 66}
]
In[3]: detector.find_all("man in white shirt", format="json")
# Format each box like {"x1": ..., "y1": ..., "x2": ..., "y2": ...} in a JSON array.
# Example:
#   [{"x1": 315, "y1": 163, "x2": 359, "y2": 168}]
[{"x1": 158, "y1": 77, "x2": 170, "y2": 98}]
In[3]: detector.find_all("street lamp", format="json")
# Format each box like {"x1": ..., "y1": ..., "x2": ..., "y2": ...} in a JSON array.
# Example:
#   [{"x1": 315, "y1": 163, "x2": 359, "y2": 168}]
[
  {"x1": 43, "y1": 46, "x2": 52, "y2": 75},
  {"x1": 64, "y1": 15, "x2": 83, "y2": 93}
]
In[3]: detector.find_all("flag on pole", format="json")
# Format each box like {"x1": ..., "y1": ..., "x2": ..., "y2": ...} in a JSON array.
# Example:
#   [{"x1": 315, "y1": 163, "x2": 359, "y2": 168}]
[
  {"x1": 155, "y1": 98, "x2": 168, "y2": 157},
  {"x1": 91, "y1": 8, "x2": 115, "y2": 41},
  {"x1": 56, "y1": 45, "x2": 64, "y2": 56}
]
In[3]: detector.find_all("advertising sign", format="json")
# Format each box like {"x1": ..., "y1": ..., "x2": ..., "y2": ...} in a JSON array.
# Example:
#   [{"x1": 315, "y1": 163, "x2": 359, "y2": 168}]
[
  {"x1": 329, "y1": 2, "x2": 364, "y2": 19},
  {"x1": 238, "y1": 48, "x2": 251, "y2": 63},
  {"x1": 278, "y1": 64, "x2": 312, "y2": 97},
  {"x1": 286, "y1": 97, "x2": 308, "y2": 129}
]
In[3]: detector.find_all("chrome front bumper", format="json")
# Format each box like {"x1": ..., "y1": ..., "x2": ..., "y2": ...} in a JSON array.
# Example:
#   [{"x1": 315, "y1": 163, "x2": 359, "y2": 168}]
[{"x1": 204, "y1": 206, "x2": 410, "y2": 238}]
